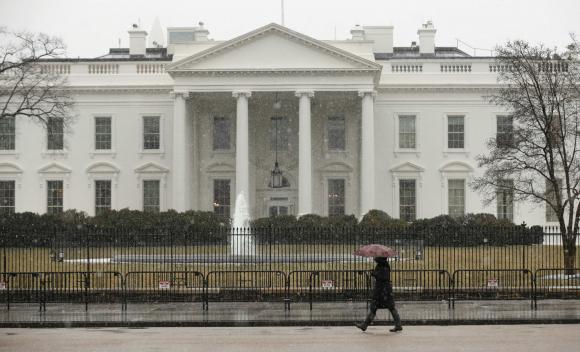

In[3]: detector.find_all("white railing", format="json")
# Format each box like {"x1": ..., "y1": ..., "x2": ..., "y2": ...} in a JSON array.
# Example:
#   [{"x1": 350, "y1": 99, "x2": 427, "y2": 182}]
[
  {"x1": 489, "y1": 64, "x2": 513, "y2": 73},
  {"x1": 136, "y1": 63, "x2": 166, "y2": 74},
  {"x1": 88, "y1": 64, "x2": 119, "y2": 74},
  {"x1": 440, "y1": 64, "x2": 472, "y2": 73},
  {"x1": 39, "y1": 64, "x2": 71, "y2": 75},
  {"x1": 391, "y1": 64, "x2": 423, "y2": 73}
]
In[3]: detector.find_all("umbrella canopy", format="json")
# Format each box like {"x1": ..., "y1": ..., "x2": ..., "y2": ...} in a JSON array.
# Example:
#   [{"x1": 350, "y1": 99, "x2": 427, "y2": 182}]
[{"x1": 353, "y1": 244, "x2": 398, "y2": 258}]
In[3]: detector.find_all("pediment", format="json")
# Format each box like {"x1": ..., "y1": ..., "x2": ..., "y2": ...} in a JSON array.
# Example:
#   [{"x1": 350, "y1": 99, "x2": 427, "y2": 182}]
[
  {"x1": 319, "y1": 162, "x2": 354, "y2": 173},
  {"x1": 390, "y1": 162, "x2": 425, "y2": 173},
  {"x1": 0, "y1": 162, "x2": 23, "y2": 174},
  {"x1": 86, "y1": 161, "x2": 120, "y2": 174},
  {"x1": 167, "y1": 23, "x2": 381, "y2": 73},
  {"x1": 206, "y1": 162, "x2": 235, "y2": 173},
  {"x1": 134, "y1": 162, "x2": 169, "y2": 174},
  {"x1": 439, "y1": 161, "x2": 474, "y2": 173},
  {"x1": 38, "y1": 162, "x2": 72, "y2": 174}
]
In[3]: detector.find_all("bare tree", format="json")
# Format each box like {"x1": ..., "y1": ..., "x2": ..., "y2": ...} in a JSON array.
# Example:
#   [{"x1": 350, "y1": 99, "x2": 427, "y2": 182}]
[
  {"x1": 0, "y1": 27, "x2": 73, "y2": 129},
  {"x1": 473, "y1": 39, "x2": 580, "y2": 273}
]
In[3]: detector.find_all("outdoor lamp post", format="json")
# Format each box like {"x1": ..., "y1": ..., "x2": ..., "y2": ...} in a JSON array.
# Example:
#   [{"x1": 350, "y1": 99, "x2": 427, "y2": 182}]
[{"x1": 270, "y1": 94, "x2": 284, "y2": 188}]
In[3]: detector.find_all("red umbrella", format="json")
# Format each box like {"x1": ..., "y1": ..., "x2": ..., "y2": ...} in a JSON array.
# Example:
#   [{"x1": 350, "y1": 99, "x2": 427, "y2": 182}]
[{"x1": 353, "y1": 244, "x2": 398, "y2": 258}]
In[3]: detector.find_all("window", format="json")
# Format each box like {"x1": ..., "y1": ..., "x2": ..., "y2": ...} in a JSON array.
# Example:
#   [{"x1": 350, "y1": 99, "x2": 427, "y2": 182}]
[
  {"x1": 497, "y1": 115, "x2": 513, "y2": 148},
  {"x1": 143, "y1": 180, "x2": 160, "y2": 213},
  {"x1": 213, "y1": 117, "x2": 231, "y2": 150},
  {"x1": 269, "y1": 206, "x2": 289, "y2": 217},
  {"x1": 327, "y1": 116, "x2": 346, "y2": 151},
  {"x1": 399, "y1": 179, "x2": 416, "y2": 222},
  {"x1": 47, "y1": 117, "x2": 64, "y2": 150},
  {"x1": 399, "y1": 115, "x2": 416, "y2": 149},
  {"x1": 496, "y1": 179, "x2": 514, "y2": 222},
  {"x1": 328, "y1": 179, "x2": 345, "y2": 216},
  {"x1": 0, "y1": 180, "x2": 15, "y2": 214},
  {"x1": 0, "y1": 116, "x2": 15, "y2": 150},
  {"x1": 213, "y1": 179, "x2": 231, "y2": 217},
  {"x1": 448, "y1": 179, "x2": 465, "y2": 218},
  {"x1": 270, "y1": 117, "x2": 289, "y2": 151},
  {"x1": 447, "y1": 116, "x2": 465, "y2": 149},
  {"x1": 545, "y1": 179, "x2": 562, "y2": 222},
  {"x1": 46, "y1": 180, "x2": 63, "y2": 214},
  {"x1": 143, "y1": 116, "x2": 160, "y2": 150},
  {"x1": 95, "y1": 180, "x2": 111, "y2": 216},
  {"x1": 95, "y1": 117, "x2": 112, "y2": 150}
]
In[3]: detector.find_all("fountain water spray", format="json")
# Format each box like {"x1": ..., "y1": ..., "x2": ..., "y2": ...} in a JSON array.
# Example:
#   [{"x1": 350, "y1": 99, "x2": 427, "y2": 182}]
[{"x1": 230, "y1": 191, "x2": 255, "y2": 256}]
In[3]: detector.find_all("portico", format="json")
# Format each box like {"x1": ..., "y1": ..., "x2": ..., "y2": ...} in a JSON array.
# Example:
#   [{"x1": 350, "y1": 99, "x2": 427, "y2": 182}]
[{"x1": 166, "y1": 23, "x2": 381, "y2": 218}]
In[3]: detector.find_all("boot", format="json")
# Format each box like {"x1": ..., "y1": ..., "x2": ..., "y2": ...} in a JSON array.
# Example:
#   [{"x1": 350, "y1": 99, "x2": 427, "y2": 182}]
[
  {"x1": 355, "y1": 322, "x2": 367, "y2": 332},
  {"x1": 389, "y1": 326, "x2": 403, "y2": 332}
]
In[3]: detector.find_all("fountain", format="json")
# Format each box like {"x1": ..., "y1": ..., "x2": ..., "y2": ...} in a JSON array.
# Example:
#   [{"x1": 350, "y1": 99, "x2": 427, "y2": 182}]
[{"x1": 230, "y1": 191, "x2": 256, "y2": 256}]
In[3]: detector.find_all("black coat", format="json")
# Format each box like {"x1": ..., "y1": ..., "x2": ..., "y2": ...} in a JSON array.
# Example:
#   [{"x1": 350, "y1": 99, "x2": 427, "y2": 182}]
[{"x1": 370, "y1": 261, "x2": 395, "y2": 309}]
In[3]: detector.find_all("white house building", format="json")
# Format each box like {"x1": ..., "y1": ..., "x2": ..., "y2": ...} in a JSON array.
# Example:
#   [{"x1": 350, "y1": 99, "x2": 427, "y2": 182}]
[{"x1": 0, "y1": 21, "x2": 556, "y2": 225}]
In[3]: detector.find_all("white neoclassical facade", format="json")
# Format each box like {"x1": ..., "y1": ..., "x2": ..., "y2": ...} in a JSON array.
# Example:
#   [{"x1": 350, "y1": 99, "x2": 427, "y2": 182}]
[{"x1": 0, "y1": 21, "x2": 555, "y2": 225}]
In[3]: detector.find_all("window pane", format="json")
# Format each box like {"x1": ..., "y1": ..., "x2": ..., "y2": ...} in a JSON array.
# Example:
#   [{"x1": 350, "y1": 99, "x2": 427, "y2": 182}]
[
  {"x1": 213, "y1": 179, "x2": 231, "y2": 217},
  {"x1": 0, "y1": 116, "x2": 15, "y2": 150},
  {"x1": 47, "y1": 180, "x2": 63, "y2": 214},
  {"x1": 143, "y1": 116, "x2": 160, "y2": 150},
  {"x1": 143, "y1": 180, "x2": 160, "y2": 213},
  {"x1": 497, "y1": 115, "x2": 514, "y2": 148},
  {"x1": 496, "y1": 179, "x2": 514, "y2": 222},
  {"x1": 47, "y1": 117, "x2": 64, "y2": 150},
  {"x1": 447, "y1": 116, "x2": 464, "y2": 149},
  {"x1": 95, "y1": 117, "x2": 112, "y2": 150},
  {"x1": 399, "y1": 115, "x2": 416, "y2": 149},
  {"x1": 328, "y1": 179, "x2": 345, "y2": 216},
  {"x1": 213, "y1": 117, "x2": 231, "y2": 150},
  {"x1": 95, "y1": 180, "x2": 111, "y2": 216},
  {"x1": 0, "y1": 180, "x2": 15, "y2": 214},
  {"x1": 448, "y1": 179, "x2": 465, "y2": 218},
  {"x1": 399, "y1": 179, "x2": 416, "y2": 222},
  {"x1": 327, "y1": 116, "x2": 345, "y2": 150},
  {"x1": 270, "y1": 117, "x2": 289, "y2": 151}
]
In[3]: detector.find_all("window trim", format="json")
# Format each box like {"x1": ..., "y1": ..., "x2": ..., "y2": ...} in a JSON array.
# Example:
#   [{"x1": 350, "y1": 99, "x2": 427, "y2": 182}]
[
  {"x1": 94, "y1": 179, "x2": 113, "y2": 216},
  {"x1": 439, "y1": 161, "x2": 474, "y2": 216},
  {"x1": 393, "y1": 112, "x2": 421, "y2": 156},
  {"x1": 495, "y1": 114, "x2": 514, "y2": 149},
  {"x1": 443, "y1": 113, "x2": 470, "y2": 156},
  {"x1": 447, "y1": 178, "x2": 467, "y2": 218},
  {"x1": 0, "y1": 179, "x2": 16, "y2": 214},
  {"x1": 139, "y1": 113, "x2": 165, "y2": 156},
  {"x1": 212, "y1": 178, "x2": 232, "y2": 218},
  {"x1": 142, "y1": 179, "x2": 162, "y2": 213},
  {"x1": 135, "y1": 162, "x2": 168, "y2": 212},
  {"x1": 45, "y1": 179, "x2": 64, "y2": 215},
  {"x1": 90, "y1": 114, "x2": 117, "y2": 158},
  {"x1": 496, "y1": 179, "x2": 515, "y2": 222},
  {"x1": 326, "y1": 178, "x2": 346, "y2": 217},
  {"x1": 42, "y1": 117, "x2": 67, "y2": 157}
]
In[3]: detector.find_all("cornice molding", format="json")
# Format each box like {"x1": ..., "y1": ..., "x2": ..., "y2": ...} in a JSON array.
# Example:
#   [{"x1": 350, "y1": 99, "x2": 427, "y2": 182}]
[{"x1": 68, "y1": 86, "x2": 173, "y2": 94}]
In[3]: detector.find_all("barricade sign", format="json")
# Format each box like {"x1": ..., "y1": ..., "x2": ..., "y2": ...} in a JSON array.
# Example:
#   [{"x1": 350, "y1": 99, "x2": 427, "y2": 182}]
[
  {"x1": 487, "y1": 278, "x2": 499, "y2": 288},
  {"x1": 0, "y1": 281, "x2": 5, "y2": 290},
  {"x1": 321, "y1": 280, "x2": 334, "y2": 289},
  {"x1": 159, "y1": 280, "x2": 171, "y2": 289}
]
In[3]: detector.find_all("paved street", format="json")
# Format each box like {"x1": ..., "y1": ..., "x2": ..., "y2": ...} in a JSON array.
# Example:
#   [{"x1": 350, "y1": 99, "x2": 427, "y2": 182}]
[{"x1": 1, "y1": 325, "x2": 579, "y2": 352}]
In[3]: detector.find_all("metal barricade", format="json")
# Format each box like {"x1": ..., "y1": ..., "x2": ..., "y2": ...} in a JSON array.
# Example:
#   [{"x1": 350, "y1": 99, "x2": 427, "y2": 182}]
[
  {"x1": 534, "y1": 268, "x2": 580, "y2": 308},
  {"x1": 391, "y1": 269, "x2": 452, "y2": 307},
  {"x1": 205, "y1": 270, "x2": 287, "y2": 310},
  {"x1": 1, "y1": 272, "x2": 44, "y2": 311},
  {"x1": 124, "y1": 271, "x2": 205, "y2": 310},
  {"x1": 452, "y1": 269, "x2": 534, "y2": 309}
]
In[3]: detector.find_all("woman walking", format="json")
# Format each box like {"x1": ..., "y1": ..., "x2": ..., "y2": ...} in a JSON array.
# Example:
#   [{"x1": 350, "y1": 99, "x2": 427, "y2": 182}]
[{"x1": 356, "y1": 257, "x2": 402, "y2": 332}]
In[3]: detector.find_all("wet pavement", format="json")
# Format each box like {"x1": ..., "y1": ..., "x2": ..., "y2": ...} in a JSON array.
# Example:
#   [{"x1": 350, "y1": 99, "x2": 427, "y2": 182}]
[
  {"x1": 1, "y1": 299, "x2": 580, "y2": 327},
  {"x1": 1, "y1": 325, "x2": 580, "y2": 352}
]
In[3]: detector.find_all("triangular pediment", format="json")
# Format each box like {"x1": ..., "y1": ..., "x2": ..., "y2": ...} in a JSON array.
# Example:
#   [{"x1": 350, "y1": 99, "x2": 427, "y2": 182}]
[
  {"x1": 167, "y1": 23, "x2": 381, "y2": 73},
  {"x1": 390, "y1": 162, "x2": 425, "y2": 173},
  {"x1": 134, "y1": 162, "x2": 169, "y2": 174},
  {"x1": 38, "y1": 162, "x2": 72, "y2": 174},
  {"x1": 0, "y1": 162, "x2": 23, "y2": 174},
  {"x1": 86, "y1": 161, "x2": 120, "y2": 174}
]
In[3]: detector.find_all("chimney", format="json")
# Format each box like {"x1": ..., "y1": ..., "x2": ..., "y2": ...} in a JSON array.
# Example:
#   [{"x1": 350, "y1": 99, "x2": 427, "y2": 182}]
[
  {"x1": 363, "y1": 26, "x2": 393, "y2": 53},
  {"x1": 128, "y1": 24, "x2": 148, "y2": 56},
  {"x1": 350, "y1": 24, "x2": 365, "y2": 40},
  {"x1": 417, "y1": 21, "x2": 436, "y2": 55},
  {"x1": 194, "y1": 21, "x2": 210, "y2": 41}
]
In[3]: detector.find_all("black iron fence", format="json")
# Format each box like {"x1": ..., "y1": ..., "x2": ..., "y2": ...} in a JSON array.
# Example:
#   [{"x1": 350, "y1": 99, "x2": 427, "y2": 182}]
[{"x1": 0, "y1": 225, "x2": 579, "y2": 309}]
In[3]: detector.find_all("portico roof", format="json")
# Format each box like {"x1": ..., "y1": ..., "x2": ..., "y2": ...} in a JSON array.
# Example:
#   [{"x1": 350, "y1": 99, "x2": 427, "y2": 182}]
[{"x1": 166, "y1": 23, "x2": 382, "y2": 76}]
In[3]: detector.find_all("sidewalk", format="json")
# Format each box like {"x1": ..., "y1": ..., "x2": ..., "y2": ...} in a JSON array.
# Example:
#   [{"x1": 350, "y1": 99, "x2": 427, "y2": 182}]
[{"x1": 1, "y1": 300, "x2": 580, "y2": 327}]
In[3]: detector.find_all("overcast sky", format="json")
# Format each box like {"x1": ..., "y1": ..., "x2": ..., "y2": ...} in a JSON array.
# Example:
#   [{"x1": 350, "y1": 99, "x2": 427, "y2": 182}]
[{"x1": 1, "y1": 0, "x2": 579, "y2": 58}]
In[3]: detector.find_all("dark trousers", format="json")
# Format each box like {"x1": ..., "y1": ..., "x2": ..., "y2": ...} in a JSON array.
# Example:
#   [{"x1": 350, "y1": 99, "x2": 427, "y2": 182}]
[{"x1": 362, "y1": 302, "x2": 402, "y2": 328}]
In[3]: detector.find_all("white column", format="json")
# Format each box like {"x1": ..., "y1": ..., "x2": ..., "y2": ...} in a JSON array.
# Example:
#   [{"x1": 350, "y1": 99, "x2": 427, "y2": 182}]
[
  {"x1": 359, "y1": 90, "x2": 376, "y2": 217},
  {"x1": 233, "y1": 90, "x2": 252, "y2": 204},
  {"x1": 296, "y1": 90, "x2": 314, "y2": 215},
  {"x1": 172, "y1": 91, "x2": 188, "y2": 211}
]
